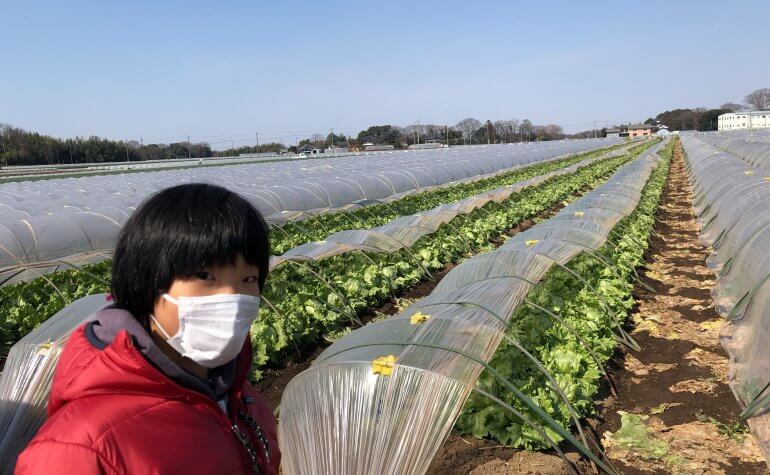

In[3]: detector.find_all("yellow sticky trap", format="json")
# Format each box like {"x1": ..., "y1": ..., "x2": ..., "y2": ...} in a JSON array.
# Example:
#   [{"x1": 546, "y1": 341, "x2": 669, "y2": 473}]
[
  {"x1": 410, "y1": 312, "x2": 431, "y2": 325},
  {"x1": 525, "y1": 239, "x2": 539, "y2": 246},
  {"x1": 574, "y1": 211, "x2": 585, "y2": 217},
  {"x1": 746, "y1": 170, "x2": 754, "y2": 176},
  {"x1": 372, "y1": 355, "x2": 396, "y2": 376}
]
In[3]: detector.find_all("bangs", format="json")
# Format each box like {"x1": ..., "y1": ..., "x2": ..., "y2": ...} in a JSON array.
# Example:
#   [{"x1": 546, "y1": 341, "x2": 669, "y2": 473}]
[{"x1": 166, "y1": 188, "x2": 269, "y2": 277}]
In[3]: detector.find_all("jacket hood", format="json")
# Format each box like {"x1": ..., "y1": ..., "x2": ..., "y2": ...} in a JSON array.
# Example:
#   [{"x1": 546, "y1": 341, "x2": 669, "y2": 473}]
[{"x1": 48, "y1": 306, "x2": 252, "y2": 416}]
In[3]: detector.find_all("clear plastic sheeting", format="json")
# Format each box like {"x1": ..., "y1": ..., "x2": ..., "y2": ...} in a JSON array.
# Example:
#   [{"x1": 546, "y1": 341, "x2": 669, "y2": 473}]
[
  {"x1": 696, "y1": 129, "x2": 770, "y2": 170},
  {"x1": 0, "y1": 139, "x2": 622, "y2": 284},
  {"x1": 278, "y1": 143, "x2": 665, "y2": 475},
  {"x1": 270, "y1": 152, "x2": 612, "y2": 270},
  {"x1": 0, "y1": 294, "x2": 108, "y2": 472},
  {"x1": 681, "y1": 132, "x2": 770, "y2": 463}
]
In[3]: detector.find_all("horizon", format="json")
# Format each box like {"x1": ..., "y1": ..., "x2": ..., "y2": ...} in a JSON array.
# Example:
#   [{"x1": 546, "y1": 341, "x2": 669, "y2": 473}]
[{"x1": 2, "y1": 0, "x2": 769, "y2": 148}]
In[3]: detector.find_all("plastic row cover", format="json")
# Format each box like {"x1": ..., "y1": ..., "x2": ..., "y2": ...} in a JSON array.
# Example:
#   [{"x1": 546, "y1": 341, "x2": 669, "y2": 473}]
[
  {"x1": 277, "y1": 143, "x2": 665, "y2": 474},
  {"x1": 696, "y1": 129, "x2": 770, "y2": 170},
  {"x1": 0, "y1": 294, "x2": 108, "y2": 472},
  {"x1": 0, "y1": 143, "x2": 630, "y2": 468},
  {"x1": 680, "y1": 133, "x2": 770, "y2": 460},
  {"x1": 270, "y1": 151, "x2": 612, "y2": 269},
  {"x1": 0, "y1": 139, "x2": 620, "y2": 277}
]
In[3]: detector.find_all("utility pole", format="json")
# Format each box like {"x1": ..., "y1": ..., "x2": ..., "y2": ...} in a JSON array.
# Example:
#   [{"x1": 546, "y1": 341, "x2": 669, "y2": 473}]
[
  {"x1": 187, "y1": 136, "x2": 191, "y2": 159},
  {"x1": 255, "y1": 132, "x2": 260, "y2": 153},
  {"x1": 126, "y1": 141, "x2": 130, "y2": 162},
  {"x1": 593, "y1": 120, "x2": 598, "y2": 138},
  {"x1": 446, "y1": 125, "x2": 449, "y2": 147}
]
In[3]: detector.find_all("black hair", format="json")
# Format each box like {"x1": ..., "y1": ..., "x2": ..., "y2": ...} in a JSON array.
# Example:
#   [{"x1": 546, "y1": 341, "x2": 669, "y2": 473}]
[{"x1": 111, "y1": 183, "x2": 271, "y2": 326}]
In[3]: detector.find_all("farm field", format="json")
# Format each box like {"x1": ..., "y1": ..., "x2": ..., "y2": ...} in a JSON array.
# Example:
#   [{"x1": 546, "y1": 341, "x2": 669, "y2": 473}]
[
  {"x1": 0, "y1": 138, "x2": 620, "y2": 281},
  {"x1": 2, "y1": 134, "x2": 770, "y2": 474}
]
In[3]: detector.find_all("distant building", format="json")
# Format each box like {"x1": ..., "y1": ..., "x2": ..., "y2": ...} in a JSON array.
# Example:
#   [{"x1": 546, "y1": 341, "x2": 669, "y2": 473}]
[
  {"x1": 238, "y1": 152, "x2": 278, "y2": 158},
  {"x1": 605, "y1": 127, "x2": 622, "y2": 138},
  {"x1": 409, "y1": 139, "x2": 445, "y2": 149},
  {"x1": 627, "y1": 124, "x2": 653, "y2": 138},
  {"x1": 326, "y1": 141, "x2": 349, "y2": 154},
  {"x1": 656, "y1": 125, "x2": 671, "y2": 136},
  {"x1": 297, "y1": 144, "x2": 325, "y2": 154},
  {"x1": 718, "y1": 111, "x2": 770, "y2": 131},
  {"x1": 363, "y1": 143, "x2": 395, "y2": 151}
]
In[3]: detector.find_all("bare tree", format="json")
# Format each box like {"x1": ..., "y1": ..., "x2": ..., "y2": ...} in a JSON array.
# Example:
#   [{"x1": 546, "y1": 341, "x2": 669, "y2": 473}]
[
  {"x1": 490, "y1": 119, "x2": 522, "y2": 143},
  {"x1": 720, "y1": 102, "x2": 745, "y2": 112},
  {"x1": 402, "y1": 124, "x2": 418, "y2": 145},
  {"x1": 691, "y1": 108, "x2": 708, "y2": 130},
  {"x1": 492, "y1": 120, "x2": 508, "y2": 143},
  {"x1": 455, "y1": 118, "x2": 481, "y2": 145},
  {"x1": 745, "y1": 88, "x2": 770, "y2": 111},
  {"x1": 510, "y1": 118, "x2": 520, "y2": 141},
  {"x1": 542, "y1": 124, "x2": 564, "y2": 140},
  {"x1": 520, "y1": 119, "x2": 533, "y2": 141},
  {"x1": 402, "y1": 123, "x2": 429, "y2": 145},
  {"x1": 485, "y1": 120, "x2": 496, "y2": 144}
]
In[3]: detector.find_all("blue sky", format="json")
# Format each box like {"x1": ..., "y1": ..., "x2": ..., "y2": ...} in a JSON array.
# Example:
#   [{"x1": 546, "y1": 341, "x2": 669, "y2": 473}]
[{"x1": 2, "y1": 0, "x2": 769, "y2": 147}]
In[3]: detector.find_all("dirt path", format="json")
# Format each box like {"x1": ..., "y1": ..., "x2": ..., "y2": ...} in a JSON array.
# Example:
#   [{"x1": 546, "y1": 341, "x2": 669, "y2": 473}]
[{"x1": 593, "y1": 140, "x2": 767, "y2": 473}]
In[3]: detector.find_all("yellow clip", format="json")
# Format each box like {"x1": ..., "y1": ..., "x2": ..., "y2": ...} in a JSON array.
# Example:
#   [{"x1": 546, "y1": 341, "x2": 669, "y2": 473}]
[
  {"x1": 36, "y1": 341, "x2": 53, "y2": 356},
  {"x1": 372, "y1": 355, "x2": 396, "y2": 376},
  {"x1": 574, "y1": 211, "x2": 584, "y2": 217},
  {"x1": 525, "y1": 239, "x2": 539, "y2": 246},
  {"x1": 746, "y1": 170, "x2": 754, "y2": 176},
  {"x1": 410, "y1": 312, "x2": 431, "y2": 325}
]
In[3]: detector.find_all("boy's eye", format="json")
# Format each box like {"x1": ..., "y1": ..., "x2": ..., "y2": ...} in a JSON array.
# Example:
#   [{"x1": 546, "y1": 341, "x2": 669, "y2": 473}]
[
  {"x1": 194, "y1": 271, "x2": 215, "y2": 281},
  {"x1": 243, "y1": 275, "x2": 258, "y2": 284}
]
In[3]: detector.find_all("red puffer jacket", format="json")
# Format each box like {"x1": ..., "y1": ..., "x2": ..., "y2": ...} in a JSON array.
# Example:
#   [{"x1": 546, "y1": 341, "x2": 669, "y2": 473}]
[{"x1": 15, "y1": 323, "x2": 280, "y2": 474}]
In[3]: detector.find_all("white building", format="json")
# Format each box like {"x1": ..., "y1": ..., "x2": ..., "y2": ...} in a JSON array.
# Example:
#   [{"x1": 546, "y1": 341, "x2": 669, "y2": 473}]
[
  {"x1": 718, "y1": 111, "x2": 770, "y2": 131},
  {"x1": 605, "y1": 127, "x2": 621, "y2": 138}
]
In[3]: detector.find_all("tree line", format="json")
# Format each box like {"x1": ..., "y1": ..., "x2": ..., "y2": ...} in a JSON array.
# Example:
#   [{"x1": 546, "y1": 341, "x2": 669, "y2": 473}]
[
  {"x1": 0, "y1": 124, "x2": 216, "y2": 167},
  {"x1": 5, "y1": 87, "x2": 766, "y2": 166},
  {"x1": 644, "y1": 87, "x2": 770, "y2": 132},
  {"x1": 1, "y1": 116, "x2": 573, "y2": 167}
]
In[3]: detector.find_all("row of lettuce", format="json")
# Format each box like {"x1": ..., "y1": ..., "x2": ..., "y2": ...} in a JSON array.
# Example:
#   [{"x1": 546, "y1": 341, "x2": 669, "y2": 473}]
[
  {"x1": 457, "y1": 138, "x2": 674, "y2": 448},
  {"x1": 0, "y1": 141, "x2": 649, "y2": 371}
]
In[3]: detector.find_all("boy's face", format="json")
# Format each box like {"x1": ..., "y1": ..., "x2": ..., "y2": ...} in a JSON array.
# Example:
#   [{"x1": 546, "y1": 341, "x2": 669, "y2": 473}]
[{"x1": 152, "y1": 253, "x2": 261, "y2": 338}]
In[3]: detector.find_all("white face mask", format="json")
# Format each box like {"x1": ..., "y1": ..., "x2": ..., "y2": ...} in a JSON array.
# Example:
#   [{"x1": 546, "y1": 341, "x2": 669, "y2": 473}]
[{"x1": 151, "y1": 293, "x2": 260, "y2": 368}]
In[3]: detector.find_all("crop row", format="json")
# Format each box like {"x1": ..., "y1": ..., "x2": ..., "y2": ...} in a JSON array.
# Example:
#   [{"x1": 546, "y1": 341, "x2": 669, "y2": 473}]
[
  {"x1": 0, "y1": 143, "x2": 649, "y2": 367},
  {"x1": 458, "y1": 138, "x2": 673, "y2": 449},
  {"x1": 0, "y1": 143, "x2": 622, "y2": 355},
  {"x1": 251, "y1": 143, "x2": 657, "y2": 376},
  {"x1": 274, "y1": 139, "x2": 668, "y2": 475}
]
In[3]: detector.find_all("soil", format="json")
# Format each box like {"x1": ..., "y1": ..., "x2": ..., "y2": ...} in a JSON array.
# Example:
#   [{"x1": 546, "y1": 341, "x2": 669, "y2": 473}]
[
  {"x1": 591, "y1": 140, "x2": 767, "y2": 474},
  {"x1": 427, "y1": 434, "x2": 591, "y2": 475}
]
